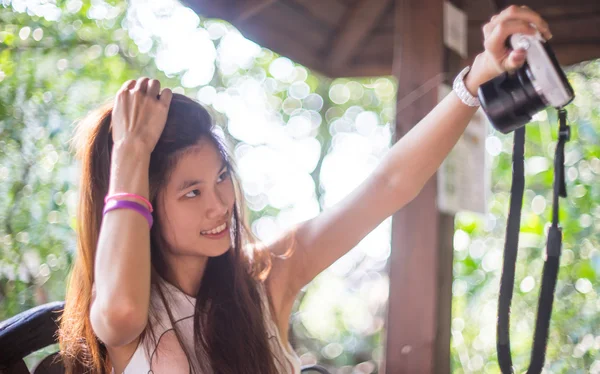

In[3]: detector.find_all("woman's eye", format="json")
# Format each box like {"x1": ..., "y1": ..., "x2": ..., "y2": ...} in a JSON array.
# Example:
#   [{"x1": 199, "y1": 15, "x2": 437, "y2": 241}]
[
  {"x1": 218, "y1": 170, "x2": 230, "y2": 183},
  {"x1": 185, "y1": 189, "x2": 200, "y2": 198}
]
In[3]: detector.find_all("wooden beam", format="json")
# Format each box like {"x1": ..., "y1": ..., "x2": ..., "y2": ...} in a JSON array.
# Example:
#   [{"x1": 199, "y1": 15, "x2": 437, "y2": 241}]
[
  {"x1": 435, "y1": 213, "x2": 455, "y2": 374},
  {"x1": 467, "y1": 0, "x2": 600, "y2": 66},
  {"x1": 383, "y1": 0, "x2": 444, "y2": 372},
  {"x1": 468, "y1": 13, "x2": 600, "y2": 43},
  {"x1": 326, "y1": 0, "x2": 391, "y2": 71},
  {"x1": 533, "y1": 5, "x2": 600, "y2": 19},
  {"x1": 248, "y1": 1, "x2": 328, "y2": 50},
  {"x1": 234, "y1": 0, "x2": 277, "y2": 22},
  {"x1": 433, "y1": 2, "x2": 472, "y2": 372},
  {"x1": 552, "y1": 42, "x2": 600, "y2": 66},
  {"x1": 333, "y1": 60, "x2": 392, "y2": 78},
  {"x1": 468, "y1": 6, "x2": 600, "y2": 22},
  {"x1": 468, "y1": 30, "x2": 600, "y2": 66},
  {"x1": 181, "y1": 0, "x2": 235, "y2": 21},
  {"x1": 514, "y1": 0, "x2": 595, "y2": 7},
  {"x1": 292, "y1": 0, "x2": 346, "y2": 28},
  {"x1": 237, "y1": 18, "x2": 326, "y2": 76},
  {"x1": 360, "y1": 32, "x2": 395, "y2": 60},
  {"x1": 179, "y1": 0, "x2": 277, "y2": 24},
  {"x1": 491, "y1": 0, "x2": 507, "y2": 12}
]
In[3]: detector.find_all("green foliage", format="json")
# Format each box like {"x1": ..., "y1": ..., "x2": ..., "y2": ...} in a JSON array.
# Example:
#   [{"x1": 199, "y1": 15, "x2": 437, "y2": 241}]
[{"x1": 450, "y1": 61, "x2": 600, "y2": 372}]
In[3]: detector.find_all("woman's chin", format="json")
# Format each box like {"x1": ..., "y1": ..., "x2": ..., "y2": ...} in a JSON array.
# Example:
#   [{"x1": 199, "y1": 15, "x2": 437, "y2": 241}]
[{"x1": 201, "y1": 240, "x2": 231, "y2": 257}]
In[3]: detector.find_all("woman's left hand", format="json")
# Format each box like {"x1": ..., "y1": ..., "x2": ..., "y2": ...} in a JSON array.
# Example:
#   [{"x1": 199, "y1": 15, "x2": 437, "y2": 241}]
[{"x1": 464, "y1": 5, "x2": 552, "y2": 95}]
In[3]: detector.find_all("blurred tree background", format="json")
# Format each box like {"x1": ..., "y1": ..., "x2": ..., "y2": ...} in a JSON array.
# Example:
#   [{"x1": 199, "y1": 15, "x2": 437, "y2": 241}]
[{"x1": 0, "y1": 0, "x2": 598, "y2": 373}]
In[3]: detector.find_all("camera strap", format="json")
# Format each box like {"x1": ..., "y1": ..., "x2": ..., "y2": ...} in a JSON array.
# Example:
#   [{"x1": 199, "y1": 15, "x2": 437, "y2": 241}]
[{"x1": 496, "y1": 109, "x2": 570, "y2": 374}]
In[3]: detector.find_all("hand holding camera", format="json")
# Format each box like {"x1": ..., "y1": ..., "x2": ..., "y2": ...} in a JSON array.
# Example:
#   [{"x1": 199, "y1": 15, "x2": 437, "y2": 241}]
[
  {"x1": 475, "y1": 6, "x2": 575, "y2": 133},
  {"x1": 463, "y1": 5, "x2": 551, "y2": 95}
]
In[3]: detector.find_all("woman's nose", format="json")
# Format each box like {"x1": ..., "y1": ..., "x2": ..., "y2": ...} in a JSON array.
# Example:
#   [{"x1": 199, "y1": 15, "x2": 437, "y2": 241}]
[{"x1": 206, "y1": 188, "x2": 228, "y2": 219}]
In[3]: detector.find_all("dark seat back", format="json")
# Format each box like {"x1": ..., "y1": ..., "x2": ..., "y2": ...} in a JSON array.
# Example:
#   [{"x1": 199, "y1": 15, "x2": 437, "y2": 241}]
[
  {"x1": 300, "y1": 364, "x2": 332, "y2": 373},
  {"x1": 0, "y1": 301, "x2": 65, "y2": 374}
]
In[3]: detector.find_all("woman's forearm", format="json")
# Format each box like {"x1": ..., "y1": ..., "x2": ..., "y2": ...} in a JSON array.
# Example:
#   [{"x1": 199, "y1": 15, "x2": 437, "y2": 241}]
[
  {"x1": 378, "y1": 90, "x2": 479, "y2": 204},
  {"x1": 91, "y1": 139, "x2": 152, "y2": 346}
]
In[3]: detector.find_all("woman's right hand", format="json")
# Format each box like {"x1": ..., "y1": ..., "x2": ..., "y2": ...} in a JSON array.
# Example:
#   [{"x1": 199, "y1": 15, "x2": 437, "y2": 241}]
[{"x1": 111, "y1": 77, "x2": 173, "y2": 155}]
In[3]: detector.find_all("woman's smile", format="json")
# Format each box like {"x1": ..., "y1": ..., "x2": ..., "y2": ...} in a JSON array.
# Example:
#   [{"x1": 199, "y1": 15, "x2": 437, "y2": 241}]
[{"x1": 200, "y1": 221, "x2": 229, "y2": 239}]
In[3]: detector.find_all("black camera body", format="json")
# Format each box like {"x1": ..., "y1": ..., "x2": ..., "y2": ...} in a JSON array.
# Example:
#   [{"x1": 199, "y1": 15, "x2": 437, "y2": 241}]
[{"x1": 478, "y1": 31, "x2": 575, "y2": 133}]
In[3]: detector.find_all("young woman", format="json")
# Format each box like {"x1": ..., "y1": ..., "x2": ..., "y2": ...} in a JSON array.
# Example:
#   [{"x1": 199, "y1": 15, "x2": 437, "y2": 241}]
[{"x1": 58, "y1": 6, "x2": 552, "y2": 374}]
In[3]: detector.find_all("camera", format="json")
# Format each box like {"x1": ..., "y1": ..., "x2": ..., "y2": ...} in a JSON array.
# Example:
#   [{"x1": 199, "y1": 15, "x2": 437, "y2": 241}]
[{"x1": 477, "y1": 30, "x2": 575, "y2": 133}]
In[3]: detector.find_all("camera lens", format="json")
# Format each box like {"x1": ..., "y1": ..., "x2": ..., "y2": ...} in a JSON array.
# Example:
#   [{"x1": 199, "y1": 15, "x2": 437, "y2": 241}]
[{"x1": 478, "y1": 65, "x2": 547, "y2": 134}]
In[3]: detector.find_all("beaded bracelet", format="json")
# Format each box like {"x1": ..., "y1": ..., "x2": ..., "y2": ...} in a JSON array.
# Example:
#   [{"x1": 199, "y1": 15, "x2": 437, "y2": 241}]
[
  {"x1": 103, "y1": 199, "x2": 153, "y2": 228},
  {"x1": 453, "y1": 66, "x2": 481, "y2": 107},
  {"x1": 105, "y1": 193, "x2": 153, "y2": 212}
]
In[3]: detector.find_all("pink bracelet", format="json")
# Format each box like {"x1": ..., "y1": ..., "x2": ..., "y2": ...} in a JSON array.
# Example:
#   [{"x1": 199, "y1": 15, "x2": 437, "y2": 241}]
[
  {"x1": 103, "y1": 200, "x2": 153, "y2": 228},
  {"x1": 105, "y1": 193, "x2": 153, "y2": 212}
]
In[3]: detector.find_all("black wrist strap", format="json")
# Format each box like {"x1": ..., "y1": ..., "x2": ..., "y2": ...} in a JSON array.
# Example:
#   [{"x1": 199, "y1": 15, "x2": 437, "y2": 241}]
[{"x1": 496, "y1": 109, "x2": 570, "y2": 374}]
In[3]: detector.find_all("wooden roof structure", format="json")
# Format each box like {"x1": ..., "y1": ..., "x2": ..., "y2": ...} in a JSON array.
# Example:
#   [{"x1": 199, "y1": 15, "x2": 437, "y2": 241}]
[{"x1": 184, "y1": 0, "x2": 600, "y2": 78}]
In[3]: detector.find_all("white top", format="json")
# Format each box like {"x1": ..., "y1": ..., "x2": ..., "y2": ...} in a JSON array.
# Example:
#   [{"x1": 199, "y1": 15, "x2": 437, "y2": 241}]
[{"x1": 115, "y1": 277, "x2": 302, "y2": 373}]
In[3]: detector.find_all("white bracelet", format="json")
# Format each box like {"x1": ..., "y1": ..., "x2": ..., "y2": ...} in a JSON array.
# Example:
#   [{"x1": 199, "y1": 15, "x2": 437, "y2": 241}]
[{"x1": 453, "y1": 66, "x2": 481, "y2": 107}]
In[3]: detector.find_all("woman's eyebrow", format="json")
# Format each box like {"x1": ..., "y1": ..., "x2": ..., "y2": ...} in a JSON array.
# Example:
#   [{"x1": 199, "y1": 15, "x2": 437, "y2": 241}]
[{"x1": 176, "y1": 161, "x2": 228, "y2": 192}]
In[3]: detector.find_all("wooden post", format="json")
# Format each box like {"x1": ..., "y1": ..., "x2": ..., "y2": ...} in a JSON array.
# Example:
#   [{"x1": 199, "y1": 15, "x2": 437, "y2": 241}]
[
  {"x1": 383, "y1": 0, "x2": 450, "y2": 372},
  {"x1": 435, "y1": 0, "x2": 474, "y2": 372}
]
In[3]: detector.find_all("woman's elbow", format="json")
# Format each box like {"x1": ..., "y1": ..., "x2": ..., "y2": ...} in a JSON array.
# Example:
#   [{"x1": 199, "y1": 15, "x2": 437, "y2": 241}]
[
  {"x1": 382, "y1": 172, "x2": 422, "y2": 210},
  {"x1": 90, "y1": 300, "x2": 147, "y2": 347}
]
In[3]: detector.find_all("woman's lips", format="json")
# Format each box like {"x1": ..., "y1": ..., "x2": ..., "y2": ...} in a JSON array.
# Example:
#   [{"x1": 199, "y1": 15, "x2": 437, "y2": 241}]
[{"x1": 200, "y1": 223, "x2": 228, "y2": 239}]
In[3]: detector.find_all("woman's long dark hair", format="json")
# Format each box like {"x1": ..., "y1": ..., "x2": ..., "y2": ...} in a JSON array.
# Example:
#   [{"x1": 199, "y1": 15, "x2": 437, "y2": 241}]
[{"x1": 59, "y1": 93, "x2": 283, "y2": 374}]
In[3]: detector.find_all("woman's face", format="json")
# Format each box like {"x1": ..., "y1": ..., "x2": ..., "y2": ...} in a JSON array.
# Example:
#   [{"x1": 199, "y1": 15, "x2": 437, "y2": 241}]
[{"x1": 158, "y1": 137, "x2": 235, "y2": 258}]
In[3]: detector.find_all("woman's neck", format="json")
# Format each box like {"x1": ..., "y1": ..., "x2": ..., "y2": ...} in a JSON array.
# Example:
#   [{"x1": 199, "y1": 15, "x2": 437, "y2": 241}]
[{"x1": 163, "y1": 254, "x2": 208, "y2": 297}]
